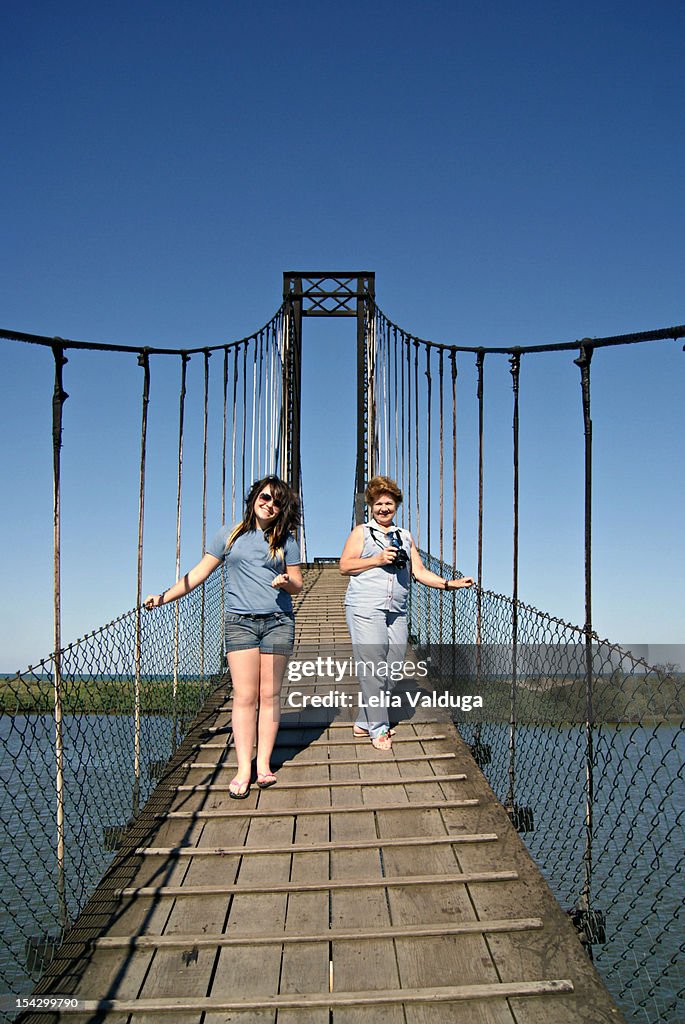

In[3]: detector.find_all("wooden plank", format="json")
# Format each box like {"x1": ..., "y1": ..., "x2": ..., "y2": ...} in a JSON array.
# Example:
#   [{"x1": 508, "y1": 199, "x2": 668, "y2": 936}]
[
  {"x1": 174, "y1": 773, "x2": 467, "y2": 791},
  {"x1": 134, "y1": 833, "x2": 498, "y2": 857},
  {"x1": 278, "y1": 760, "x2": 331, "y2": 1024},
  {"x1": 128, "y1": 814, "x2": 251, "y2": 1024},
  {"x1": 327, "y1": 738, "x2": 404, "y2": 1024},
  {"x1": 42, "y1": 980, "x2": 576, "y2": 1013},
  {"x1": 278, "y1": 753, "x2": 457, "y2": 765},
  {"x1": 203, "y1": 789, "x2": 295, "y2": 1024},
  {"x1": 92, "y1": 918, "x2": 544, "y2": 949},
  {"x1": 116, "y1": 870, "x2": 518, "y2": 898},
  {"x1": 436, "y1": 723, "x2": 626, "y2": 1024},
  {"x1": 204, "y1": 731, "x2": 448, "y2": 743},
  {"x1": 370, "y1": 751, "x2": 516, "y2": 1024},
  {"x1": 189, "y1": 752, "x2": 456, "y2": 765},
  {"x1": 163, "y1": 798, "x2": 478, "y2": 819}
]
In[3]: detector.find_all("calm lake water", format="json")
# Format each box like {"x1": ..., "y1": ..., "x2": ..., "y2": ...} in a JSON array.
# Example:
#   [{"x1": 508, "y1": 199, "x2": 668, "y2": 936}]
[{"x1": 0, "y1": 714, "x2": 682, "y2": 1024}]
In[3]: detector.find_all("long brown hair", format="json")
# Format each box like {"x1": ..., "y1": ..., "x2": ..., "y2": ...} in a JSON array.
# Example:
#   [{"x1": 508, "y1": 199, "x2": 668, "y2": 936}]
[{"x1": 224, "y1": 476, "x2": 301, "y2": 562}]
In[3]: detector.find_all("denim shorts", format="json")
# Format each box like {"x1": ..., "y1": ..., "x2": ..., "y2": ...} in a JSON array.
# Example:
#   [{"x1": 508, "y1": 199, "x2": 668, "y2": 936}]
[{"x1": 224, "y1": 611, "x2": 295, "y2": 655}]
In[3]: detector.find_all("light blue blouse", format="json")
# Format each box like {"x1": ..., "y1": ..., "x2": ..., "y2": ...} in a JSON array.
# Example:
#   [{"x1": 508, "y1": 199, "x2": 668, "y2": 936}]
[{"x1": 344, "y1": 519, "x2": 412, "y2": 613}]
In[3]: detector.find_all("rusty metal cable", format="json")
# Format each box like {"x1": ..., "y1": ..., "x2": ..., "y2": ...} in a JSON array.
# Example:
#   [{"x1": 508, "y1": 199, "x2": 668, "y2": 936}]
[
  {"x1": 413, "y1": 339, "x2": 421, "y2": 548},
  {"x1": 425, "y1": 344, "x2": 432, "y2": 561},
  {"x1": 507, "y1": 352, "x2": 521, "y2": 810},
  {"x1": 134, "y1": 349, "x2": 151, "y2": 817},
  {"x1": 364, "y1": 305, "x2": 685, "y2": 355},
  {"x1": 50, "y1": 342, "x2": 68, "y2": 927},
  {"x1": 575, "y1": 342, "x2": 596, "y2": 937}
]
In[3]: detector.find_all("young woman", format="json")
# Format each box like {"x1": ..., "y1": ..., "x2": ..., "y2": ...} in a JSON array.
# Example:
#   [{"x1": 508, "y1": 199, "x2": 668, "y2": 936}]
[
  {"x1": 145, "y1": 476, "x2": 302, "y2": 797},
  {"x1": 339, "y1": 475, "x2": 474, "y2": 750}
]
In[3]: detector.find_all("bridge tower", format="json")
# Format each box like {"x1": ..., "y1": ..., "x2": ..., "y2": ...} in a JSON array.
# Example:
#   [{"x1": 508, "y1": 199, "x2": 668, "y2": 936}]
[{"x1": 283, "y1": 271, "x2": 376, "y2": 523}]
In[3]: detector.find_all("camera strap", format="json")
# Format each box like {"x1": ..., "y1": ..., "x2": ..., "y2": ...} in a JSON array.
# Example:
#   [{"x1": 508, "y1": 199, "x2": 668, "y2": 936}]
[{"x1": 368, "y1": 525, "x2": 406, "y2": 554}]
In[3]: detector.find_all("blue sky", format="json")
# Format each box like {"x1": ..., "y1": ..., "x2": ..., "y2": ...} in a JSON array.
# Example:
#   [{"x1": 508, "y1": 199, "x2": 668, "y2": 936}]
[{"x1": 1, "y1": 0, "x2": 683, "y2": 670}]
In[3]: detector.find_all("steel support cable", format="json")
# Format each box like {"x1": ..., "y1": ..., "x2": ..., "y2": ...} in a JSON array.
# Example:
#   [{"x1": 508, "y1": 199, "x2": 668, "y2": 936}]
[
  {"x1": 575, "y1": 341, "x2": 597, "y2": 940},
  {"x1": 375, "y1": 318, "x2": 383, "y2": 473},
  {"x1": 425, "y1": 345, "x2": 433, "y2": 641},
  {"x1": 438, "y1": 348, "x2": 444, "y2": 644},
  {"x1": 406, "y1": 332, "x2": 412, "y2": 535},
  {"x1": 366, "y1": 310, "x2": 376, "y2": 480},
  {"x1": 426, "y1": 344, "x2": 432, "y2": 565},
  {"x1": 221, "y1": 347, "x2": 228, "y2": 664},
  {"x1": 438, "y1": 348, "x2": 444, "y2": 568},
  {"x1": 231, "y1": 347, "x2": 238, "y2": 523},
  {"x1": 392, "y1": 325, "x2": 399, "y2": 486},
  {"x1": 376, "y1": 316, "x2": 384, "y2": 473},
  {"x1": 399, "y1": 326, "x2": 406, "y2": 529},
  {"x1": 201, "y1": 350, "x2": 211, "y2": 680},
  {"x1": 475, "y1": 351, "x2": 485, "y2": 695},
  {"x1": 50, "y1": 342, "x2": 68, "y2": 928},
  {"x1": 221, "y1": 348, "x2": 228, "y2": 527},
  {"x1": 174, "y1": 353, "x2": 190, "y2": 734},
  {"x1": 250, "y1": 336, "x2": 258, "y2": 483},
  {"x1": 450, "y1": 351, "x2": 458, "y2": 654},
  {"x1": 258, "y1": 329, "x2": 264, "y2": 478},
  {"x1": 273, "y1": 316, "x2": 282, "y2": 476},
  {"x1": 507, "y1": 351, "x2": 521, "y2": 811},
  {"x1": 276, "y1": 313, "x2": 285, "y2": 474},
  {"x1": 134, "y1": 349, "x2": 151, "y2": 818},
  {"x1": 378, "y1": 318, "x2": 386, "y2": 473},
  {"x1": 0, "y1": 309, "x2": 288, "y2": 356},
  {"x1": 366, "y1": 305, "x2": 685, "y2": 355},
  {"x1": 413, "y1": 340, "x2": 421, "y2": 550},
  {"x1": 241, "y1": 343, "x2": 247, "y2": 505},
  {"x1": 267, "y1": 324, "x2": 274, "y2": 474},
  {"x1": 263, "y1": 325, "x2": 270, "y2": 475},
  {"x1": 475, "y1": 352, "x2": 485, "y2": 651},
  {"x1": 385, "y1": 319, "x2": 392, "y2": 475},
  {"x1": 281, "y1": 317, "x2": 287, "y2": 479}
]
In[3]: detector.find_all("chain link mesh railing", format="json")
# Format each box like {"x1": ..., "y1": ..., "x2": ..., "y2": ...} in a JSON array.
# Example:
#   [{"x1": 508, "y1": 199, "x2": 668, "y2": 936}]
[
  {"x1": 1, "y1": 299, "x2": 299, "y2": 1015},
  {"x1": 409, "y1": 551, "x2": 684, "y2": 1024},
  {"x1": 0, "y1": 565, "x2": 229, "y2": 1008}
]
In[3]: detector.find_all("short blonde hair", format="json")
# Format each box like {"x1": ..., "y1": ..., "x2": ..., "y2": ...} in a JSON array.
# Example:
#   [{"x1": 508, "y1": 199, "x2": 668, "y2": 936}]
[{"x1": 365, "y1": 476, "x2": 403, "y2": 506}]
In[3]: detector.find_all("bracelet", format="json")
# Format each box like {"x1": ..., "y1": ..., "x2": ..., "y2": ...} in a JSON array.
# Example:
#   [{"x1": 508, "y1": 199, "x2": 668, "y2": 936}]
[
  {"x1": 160, "y1": 590, "x2": 167, "y2": 605},
  {"x1": 443, "y1": 579, "x2": 449, "y2": 590}
]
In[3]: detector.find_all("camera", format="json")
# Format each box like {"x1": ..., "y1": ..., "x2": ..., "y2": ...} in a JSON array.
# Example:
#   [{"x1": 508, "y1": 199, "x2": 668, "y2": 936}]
[
  {"x1": 391, "y1": 534, "x2": 409, "y2": 571},
  {"x1": 393, "y1": 548, "x2": 409, "y2": 570}
]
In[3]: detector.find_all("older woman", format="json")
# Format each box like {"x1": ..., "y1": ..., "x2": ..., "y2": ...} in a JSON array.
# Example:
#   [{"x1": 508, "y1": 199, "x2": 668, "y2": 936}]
[
  {"x1": 339, "y1": 475, "x2": 473, "y2": 750},
  {"x1": 145, "y1": 475, "x2": 302, "y2": 796}
]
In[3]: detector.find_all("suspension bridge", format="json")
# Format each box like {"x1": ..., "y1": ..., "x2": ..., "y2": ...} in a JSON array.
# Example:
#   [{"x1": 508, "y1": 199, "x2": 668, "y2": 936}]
[{"x1": 0, "y1": 274, "x2": 683, "y2": 1023}]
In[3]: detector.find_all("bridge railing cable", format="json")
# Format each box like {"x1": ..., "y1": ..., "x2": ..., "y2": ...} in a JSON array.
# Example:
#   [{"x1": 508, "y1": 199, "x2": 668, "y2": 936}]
[
  {"x1": 0, "y1": 306, "x2": 292, "y2": 1006},
  {"x1": 408, "y1": 567, "x2": 683, "y2": 1024},
  {"x1": 366, "y1": 303, "x2": 684, "y2": 1024}
]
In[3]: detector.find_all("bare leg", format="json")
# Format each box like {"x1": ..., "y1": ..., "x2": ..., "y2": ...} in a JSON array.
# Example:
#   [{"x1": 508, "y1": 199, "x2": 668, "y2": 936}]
[
  {"x1": 255, "y1": 653, "x2": 289, "y2": 777},
  {"x1": 226, "y1": 648, "x2": 261, "y2": 791}
]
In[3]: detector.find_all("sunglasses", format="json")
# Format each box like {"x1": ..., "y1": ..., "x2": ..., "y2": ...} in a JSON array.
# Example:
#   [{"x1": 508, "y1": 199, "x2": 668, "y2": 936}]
[{"x1": 258, "y1": 491, "x2": 281, "y2": 510}]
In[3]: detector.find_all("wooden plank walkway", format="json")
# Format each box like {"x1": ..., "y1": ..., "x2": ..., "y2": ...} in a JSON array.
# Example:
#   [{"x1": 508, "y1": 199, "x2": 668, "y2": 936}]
[{"x1": 26, "y1": 563, "x2": 624, "y2": 1022}]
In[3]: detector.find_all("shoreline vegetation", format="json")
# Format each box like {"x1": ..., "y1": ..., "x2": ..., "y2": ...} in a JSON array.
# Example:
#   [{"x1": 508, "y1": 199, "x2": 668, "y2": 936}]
[
  {"x1": 0, "y1": 671, "x2": 681, "y2": 724},
  {"x1": 0, "y1": 676, "x2": 218, "y2": 715}
]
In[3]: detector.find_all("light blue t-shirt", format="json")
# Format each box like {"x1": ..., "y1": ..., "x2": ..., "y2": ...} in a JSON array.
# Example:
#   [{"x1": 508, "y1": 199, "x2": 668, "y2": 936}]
[{"x1": 206, "y1": 525, "x2": 300, "y2": 614}]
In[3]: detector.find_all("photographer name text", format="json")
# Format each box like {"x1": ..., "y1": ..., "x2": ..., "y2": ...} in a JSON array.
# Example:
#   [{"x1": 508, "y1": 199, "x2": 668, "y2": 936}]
[{"x1": 286, "y1": 690, "x2": 483, "y2": 711}]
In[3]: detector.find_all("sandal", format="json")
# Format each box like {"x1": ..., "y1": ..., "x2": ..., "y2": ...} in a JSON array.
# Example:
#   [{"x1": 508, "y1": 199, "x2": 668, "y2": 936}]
[
  {"x1": 257, "y1": 772, "x2": 278, "y2": 789},
  {"x1": 371, "y1": 728, "x2": 393, "y2": 751},
  {"x1": 228, "y1": 777, "x2": 251, "y2": 800},
  {"x1": 353, "y1": 726, "x2": 395, "y2": 737}
]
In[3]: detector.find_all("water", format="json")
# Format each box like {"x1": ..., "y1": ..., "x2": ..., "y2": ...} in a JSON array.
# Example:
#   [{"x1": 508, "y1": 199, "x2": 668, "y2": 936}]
[
  {"x1": 0, "y1": 714, "x2": 682, "y2": 1023},
  {"x1": 456, "y1": 719, "x2": 684, "y2": 1024},
  {"x1": 0, "y1": 712, "x2": 176, "y2": 1008}
]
